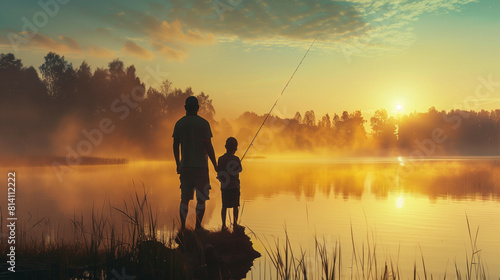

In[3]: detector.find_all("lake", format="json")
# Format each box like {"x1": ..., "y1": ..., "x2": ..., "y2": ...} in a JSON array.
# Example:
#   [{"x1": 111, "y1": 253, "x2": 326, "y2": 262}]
[{"x1": 2, "y1": 157, "x2": 500, "y2": 278}]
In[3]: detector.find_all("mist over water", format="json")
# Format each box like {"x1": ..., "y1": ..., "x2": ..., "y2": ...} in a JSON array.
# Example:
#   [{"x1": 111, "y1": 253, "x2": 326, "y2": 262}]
[
  {"x1": 4, "y1": 53, "x2": 500, "y2": 169},
  {"x1": 2, "y1": 51, "x2": 500, "y2": 278}
]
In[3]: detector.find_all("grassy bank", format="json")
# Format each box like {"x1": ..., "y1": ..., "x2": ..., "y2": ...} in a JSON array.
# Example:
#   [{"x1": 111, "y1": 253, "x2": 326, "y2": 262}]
[{"x1": 0, "y1": 188, "x2": 260, "y2": 279}]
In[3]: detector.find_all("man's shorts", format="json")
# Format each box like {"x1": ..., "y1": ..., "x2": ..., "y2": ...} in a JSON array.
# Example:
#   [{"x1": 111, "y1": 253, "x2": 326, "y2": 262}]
[{"x1": 180, "y1": 168, "x2": 211, "y2": 202}]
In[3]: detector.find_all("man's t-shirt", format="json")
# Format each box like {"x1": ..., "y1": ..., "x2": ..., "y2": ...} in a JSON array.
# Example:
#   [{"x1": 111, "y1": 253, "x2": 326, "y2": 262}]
[
  {"x1": 217, "y1": 153, "x2": 242, "y2": 190},
  {"x1": 172, "y1": 115, "x2": 212, "y2": 168}
]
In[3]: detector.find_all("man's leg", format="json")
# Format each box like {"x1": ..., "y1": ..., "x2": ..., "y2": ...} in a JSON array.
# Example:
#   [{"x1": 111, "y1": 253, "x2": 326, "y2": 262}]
[
  {"x1": 233, "y1": 206, "x2": 239, "y2": 226},
  {"x1": 195, "y1": 199, "x2": 206, "y2": 229},
  {"x1": 179, "y1": 170, "x2": 194, "y2": 230},
  {"x1": 221, "y1": 206, "x2": 227, "y2": 229},
  {"x1": 195, "y1": 173, "x2": 210, "y2": 230},
  {"x1": 180, "y1": 199, "x2": 189, "y2": 230}
]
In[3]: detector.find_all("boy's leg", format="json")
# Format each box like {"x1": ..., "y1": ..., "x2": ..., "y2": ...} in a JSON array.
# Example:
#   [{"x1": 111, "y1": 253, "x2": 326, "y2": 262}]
[
  {"x1": 221, "y1": 206, "x2": 227, "y2": 228},
  {"x1": 233, "y1": 206, "x2": 239, "y2": 226},
  {"x1": 180, "y1": 199, "x2": 189, "y2": 230}
]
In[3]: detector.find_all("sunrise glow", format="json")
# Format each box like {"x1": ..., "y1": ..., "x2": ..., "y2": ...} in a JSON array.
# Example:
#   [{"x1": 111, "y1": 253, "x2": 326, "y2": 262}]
[
  {"x1": 0, "y1": 1, "x2": 498, "y2": 119},
  {"x1": 2, "y1": 1, "x2": 500, "y2": 278}
]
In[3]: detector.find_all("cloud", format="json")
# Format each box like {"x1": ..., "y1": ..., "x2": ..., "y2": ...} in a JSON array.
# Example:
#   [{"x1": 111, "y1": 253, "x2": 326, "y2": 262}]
[
  {"x1": 122, "y1": 40, "x2": 155, "y2": 60},
  {"x1": 161, "y1": 0, "x2": 477, "y2": 56},
  {"x1": 95, "y1": 27, "x2": 113, "y2": 37},
  {"x1": 108, "y1": 10, "x2": 216, "y2": 45},
  {"x1": 167, "y1": 0, "x2": 367, "y2": 42},
  {"x1": 334, "y1": 0, "x2": 478, "y2": 56},
  {"x1": 13, "y1": 32, "x2": 83, "y2": 54},
  {"x1": 89, "y1": 45, "x2": 115, "y2": 58},
  {"x1": 150, "y1": 41, "x2": 187, "y2": 62},
  {"x1": 145, "y1": 18, "x2": 216, "y2": 45},
  {"x1": 106, "y1": 11, "x2": 216, "y2": 61},
  {"x1": 0, "y1": 31, "x2": 118, "y2": 59},
  {"x1": 58, "y1": 36, "x2": 82, "y2": 52},
  {"x1": 0, "y1": 0, "x2": 476, "y2": 61}
]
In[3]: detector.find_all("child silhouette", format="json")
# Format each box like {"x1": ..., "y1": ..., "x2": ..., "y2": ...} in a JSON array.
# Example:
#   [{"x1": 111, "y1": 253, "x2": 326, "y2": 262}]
[{"x1": 217, "y1": 137, "x2": 243, "y2": 231}]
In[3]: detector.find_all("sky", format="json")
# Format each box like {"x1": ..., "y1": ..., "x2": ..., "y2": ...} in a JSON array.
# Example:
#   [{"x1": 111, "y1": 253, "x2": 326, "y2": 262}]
[{"x1": 1, "y1": 0, "x2": 499, "y2": 120}]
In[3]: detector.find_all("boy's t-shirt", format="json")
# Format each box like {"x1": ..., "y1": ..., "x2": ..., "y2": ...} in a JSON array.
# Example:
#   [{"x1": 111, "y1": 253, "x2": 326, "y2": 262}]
[{"x1": 217, "y1": 153, "x2": 242, "y2": 190}]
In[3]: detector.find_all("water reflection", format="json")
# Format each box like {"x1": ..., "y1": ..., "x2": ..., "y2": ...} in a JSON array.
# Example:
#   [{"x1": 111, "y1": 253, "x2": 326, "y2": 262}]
[
  {"x1": 2, "y1": 158, "x2": 500, "y2": 277},
  {"x1": 3, "y1": 159, "x2": 500, "y2": 232},
  {"x1": 241, "y1": 159, "x2": 500, "y2": 201}
]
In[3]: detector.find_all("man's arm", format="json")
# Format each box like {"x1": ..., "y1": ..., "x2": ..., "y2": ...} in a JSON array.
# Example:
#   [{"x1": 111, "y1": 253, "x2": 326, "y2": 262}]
[
  {"x1": 173, "y1": 138, "x2": 181, "y2": 174},
  {"x1": 204, "y1": 140, "x2": 218, "y2": 172}
]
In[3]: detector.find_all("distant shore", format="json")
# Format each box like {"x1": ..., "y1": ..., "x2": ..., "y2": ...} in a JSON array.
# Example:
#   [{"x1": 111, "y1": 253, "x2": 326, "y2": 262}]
[{"x1": 0, "y1": 156, "x2": 128, "y2": 167}]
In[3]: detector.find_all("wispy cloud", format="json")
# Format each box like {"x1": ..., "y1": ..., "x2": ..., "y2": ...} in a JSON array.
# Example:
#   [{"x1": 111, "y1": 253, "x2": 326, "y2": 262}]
[
  {"x1": 147, "y1": 18, "x2": 216, "y2": 45},
  {"x1": 162, "y1": 0, "x2": 477, "y2": 56},
  {"x1": 58, "y1": 35, "x2": 81, "y2": 52},
  {"x1": 167, "y1": 0, "x2": 366, "y2": 42},
  {"x1": 150, "y1": 41, "x2": 187, "y2": 62},
  {"x1": 355, "y1": 0, "x2": 477, "y2": 54},
  {"x1": 0, "y1": 0, "x2": 478, "y2": 61},
  {"x1": 0, "y1": 32, "x2": 116, "y2": 59},
  {"x1": 100, "y1": 0, "x2": 476, "y2": 60},
  {"x1": 122, "y1": 40, "x2": 155, "y2": 60},
  {"x1": 107, "y1": 11, "x2": 215, "y2": 61},
  {"x1": 89, "y1": 45, "x2": 115, "y2": 58},
  {"x1": 6, "y1": 32, "x2": 83, "y2": 54}
]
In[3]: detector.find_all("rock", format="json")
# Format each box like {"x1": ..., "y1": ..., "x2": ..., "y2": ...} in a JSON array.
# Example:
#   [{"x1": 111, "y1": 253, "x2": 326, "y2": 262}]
[{"x1": 175, "y1": 227, "x2": 261, "y2": 279}]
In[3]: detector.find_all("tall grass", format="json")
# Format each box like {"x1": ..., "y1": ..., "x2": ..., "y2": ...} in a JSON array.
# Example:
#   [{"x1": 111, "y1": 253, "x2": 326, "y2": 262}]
[
  {"x1": 260, "y1": 230, "x2": 307, "y2": 279},
  {"x1": 455, "y1": 215, "x2": 487, "y2": 280},
  {"x1": 0, "y1": 184, "x2": 260, "y2": 279},
  {"x1": 315, "y1": 235, "x2": 341, "y2": 280},
  {"x1": 259, "y1": 217, "x2": 488, "y2": 280},
  {"x1": 0, "y1": 185, "x2": 179, "y2": 279}
]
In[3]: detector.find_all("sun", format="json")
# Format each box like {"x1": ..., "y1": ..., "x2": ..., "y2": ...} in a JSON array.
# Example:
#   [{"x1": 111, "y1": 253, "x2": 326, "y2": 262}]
[{"x1": 396, "y1": 104, "x2": 403, "y2": 112}]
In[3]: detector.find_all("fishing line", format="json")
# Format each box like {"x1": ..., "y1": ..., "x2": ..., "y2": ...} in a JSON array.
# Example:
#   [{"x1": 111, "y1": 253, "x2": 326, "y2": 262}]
[{"x1": 240, "y1": 31, "x2": 323, "y2": 161}]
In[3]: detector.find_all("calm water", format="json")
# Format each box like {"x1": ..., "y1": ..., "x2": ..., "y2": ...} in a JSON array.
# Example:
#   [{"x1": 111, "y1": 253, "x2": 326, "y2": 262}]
[{"x1": 2, "y1": 158, "x2": 500, "y2": 278}]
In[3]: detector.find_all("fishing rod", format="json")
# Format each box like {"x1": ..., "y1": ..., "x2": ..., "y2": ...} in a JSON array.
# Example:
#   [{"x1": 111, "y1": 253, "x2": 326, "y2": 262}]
[{"x1": 240, "y1": 31, "x2": 322, "y2": 161}]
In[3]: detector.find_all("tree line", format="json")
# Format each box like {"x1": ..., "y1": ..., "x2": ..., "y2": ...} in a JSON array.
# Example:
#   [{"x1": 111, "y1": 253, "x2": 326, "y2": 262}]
[
  {"x1": 1, "y1": 52, "x2": 500, "y2": 161},
  {"x1": 0, "y1": 52, "x2": 215, "y2": 160},
  {"x1": 243, "y1": 106, "x2": 500, "y2": 156}
]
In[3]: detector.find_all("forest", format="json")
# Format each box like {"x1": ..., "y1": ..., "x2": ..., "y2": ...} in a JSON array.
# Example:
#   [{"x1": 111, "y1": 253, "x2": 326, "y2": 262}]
[{"x1": 1, "y1": 52, "x2": 500, "y2": 164}]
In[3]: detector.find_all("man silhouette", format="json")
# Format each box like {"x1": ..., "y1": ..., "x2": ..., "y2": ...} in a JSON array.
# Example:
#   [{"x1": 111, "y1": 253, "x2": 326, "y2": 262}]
[{"x1": 173, "y1": 96, "x2": 218, "y2": 231}]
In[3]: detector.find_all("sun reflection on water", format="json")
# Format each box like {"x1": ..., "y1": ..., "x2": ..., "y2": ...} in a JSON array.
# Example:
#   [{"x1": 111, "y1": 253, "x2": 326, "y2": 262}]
[{"x1": 396, "y1": 195, "x2": 404, "y2": 208}]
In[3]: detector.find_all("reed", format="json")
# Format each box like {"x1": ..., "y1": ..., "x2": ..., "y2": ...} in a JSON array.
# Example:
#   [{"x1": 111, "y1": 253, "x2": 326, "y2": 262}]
[
  {"x1": 260, "y1": 218, "x2": 488, "y2": 280},
  {"x1": 454, "y1": 215, "x2": 487, "y2": 280},
  {"x1": 0, "y1": 185, "x2": 178, "y2": 279}
]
